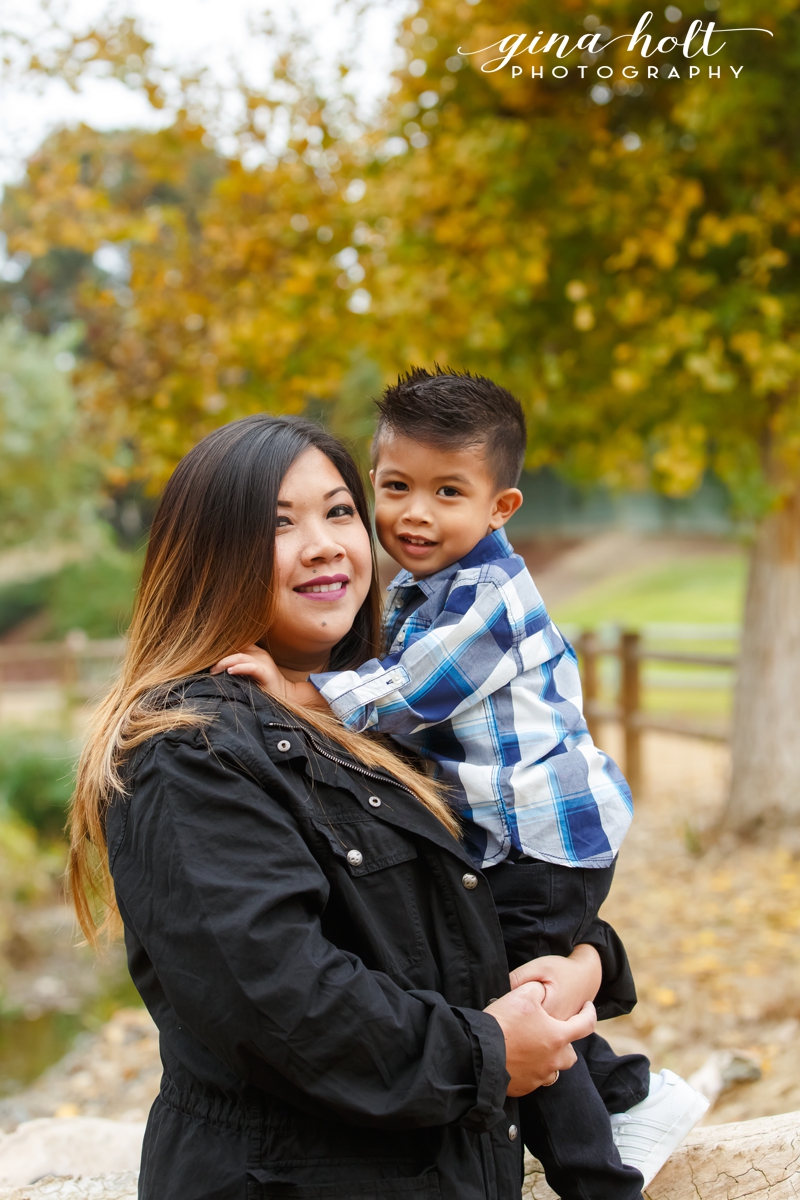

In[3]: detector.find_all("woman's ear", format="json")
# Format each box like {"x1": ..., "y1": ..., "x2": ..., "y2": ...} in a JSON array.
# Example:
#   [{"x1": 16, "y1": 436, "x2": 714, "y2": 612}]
[{"x1": 489, "y1": 488, "x2": 524, "y2": 530}]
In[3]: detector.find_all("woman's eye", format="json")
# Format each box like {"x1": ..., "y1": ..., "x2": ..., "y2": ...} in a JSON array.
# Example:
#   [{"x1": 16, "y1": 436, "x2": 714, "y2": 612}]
[
  {"x1": 276, "y1": 515, "x2": 292, "y2": 527},
  {"x1": 328, "y1": 503, "x2": 355, "y2": 518},
  {"x1": 438, "y1": 486, "x2": 461, "y2": 497}
]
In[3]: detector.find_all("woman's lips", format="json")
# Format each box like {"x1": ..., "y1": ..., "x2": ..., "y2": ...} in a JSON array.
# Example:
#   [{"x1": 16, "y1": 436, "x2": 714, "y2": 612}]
[{"x1": 294, "y1": 575, "x2": 349, "y2": 601}]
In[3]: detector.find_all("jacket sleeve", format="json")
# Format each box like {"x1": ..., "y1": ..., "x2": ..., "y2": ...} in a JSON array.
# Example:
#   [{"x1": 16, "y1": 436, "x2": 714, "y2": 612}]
[
  {"x1": 113, "y1": 731, "x2": 509, "y2": 1131},
  {"x1": 310, "y1": 574, "x2": 557, "y2": 735}
]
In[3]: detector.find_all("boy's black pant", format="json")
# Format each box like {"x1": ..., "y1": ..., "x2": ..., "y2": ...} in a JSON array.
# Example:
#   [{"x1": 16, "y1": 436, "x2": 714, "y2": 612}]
[{"x1": 487, "y1": 856, "x2": 650, "y2": 1200}]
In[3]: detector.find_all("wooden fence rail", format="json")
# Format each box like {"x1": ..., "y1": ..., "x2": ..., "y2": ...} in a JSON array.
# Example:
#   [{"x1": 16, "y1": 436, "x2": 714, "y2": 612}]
[
  {"x1": 577, "y1": 629, "x2": 738, "y2": 795},
  {"x1": 0, "y1": 630, "x2": 738, "y2": 794},
  {"x1": 0, "y1": 636, "x2": 126, "y2": 718}
]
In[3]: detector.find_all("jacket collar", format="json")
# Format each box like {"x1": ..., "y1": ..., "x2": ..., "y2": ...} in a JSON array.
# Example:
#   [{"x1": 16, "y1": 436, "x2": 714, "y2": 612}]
[{"x1": 387, "y1": 527, "x2": 514, "y2": 598}]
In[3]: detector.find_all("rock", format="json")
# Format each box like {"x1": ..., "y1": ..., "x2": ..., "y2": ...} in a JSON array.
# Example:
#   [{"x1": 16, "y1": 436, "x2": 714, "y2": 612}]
[
  {"x1": 0, "y1": 1110, "x2": 797, "y2": 1200},
  {"x1": 523, "y1": 1109, "x2": 800, "y2": 1198},
  {"x1": 689, "y1": 1049, "x2": 763, "y2": 1107},
  {"x1": 0, "y1": 1118, "x2": 145, "y2": 1187},
  {"x1": 0, "y1": 1009, "x2": 161, "y2": 1133},
  {"x1": 0, "y1": 1173, "x2": 137, "y2": 1199}
]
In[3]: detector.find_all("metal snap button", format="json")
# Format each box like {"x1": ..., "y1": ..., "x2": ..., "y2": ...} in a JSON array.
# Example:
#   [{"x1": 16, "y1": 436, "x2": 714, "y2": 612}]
[
  {"x1": 368, "y1": 796, "x2": 382, "y2": 808},
  {"x1": 508, "y1": 1124, "x2": 518, "y2": 1141},
  {"x1": 461, "y1": 873, "x2": 478, "y2": 890},
  {"x1": 276, "y1": 739, "x2": 291, "y2": 752},
  {"x1": 347, "y1": 849, "x2": 363, "y2": 867}
]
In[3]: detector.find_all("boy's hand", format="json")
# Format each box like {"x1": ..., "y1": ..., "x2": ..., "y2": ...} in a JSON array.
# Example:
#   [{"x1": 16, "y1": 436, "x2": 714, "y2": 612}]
[
  {"x1": 210, "y1": 645, "x2": 331, "y2": 712},
  {"x1": 211, "y1": 645, "x2": 289, "y2": 696},
  {"x1": 509, "y1": 944, "x2": 602, "y2": 1022}
]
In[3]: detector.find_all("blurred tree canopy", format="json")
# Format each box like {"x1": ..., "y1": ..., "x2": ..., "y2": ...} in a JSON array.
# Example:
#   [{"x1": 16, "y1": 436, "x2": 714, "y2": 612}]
[
  {"x1": 1, "y1": 0, "x2": 796, "y2": 511},
  {"x1": 1, "y1": 0, "x2": 799, "y2": 823}
]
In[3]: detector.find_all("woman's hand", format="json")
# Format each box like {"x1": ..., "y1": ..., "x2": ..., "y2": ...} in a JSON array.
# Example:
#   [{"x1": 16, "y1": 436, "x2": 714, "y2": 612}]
[
  {"x1": 509, "y1": 944, "x2": 603, "y2": 1022},
  {"x1": 211, "y1": 645, "x2": 331, "y2": 711},
  {"x1": 485, "y1": 983, "x2": 596, "y2": 1096}
]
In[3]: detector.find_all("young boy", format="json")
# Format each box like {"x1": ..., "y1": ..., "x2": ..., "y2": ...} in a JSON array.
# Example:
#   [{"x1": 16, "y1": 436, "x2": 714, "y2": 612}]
[{"x1": 220, "y1": 368, "x2": 707, "y2": 1198}]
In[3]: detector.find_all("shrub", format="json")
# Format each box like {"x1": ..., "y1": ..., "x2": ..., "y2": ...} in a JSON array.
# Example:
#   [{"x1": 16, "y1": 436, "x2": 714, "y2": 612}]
[{"x1": 0, "y1": 735, "x2": 77, "y2": 840}]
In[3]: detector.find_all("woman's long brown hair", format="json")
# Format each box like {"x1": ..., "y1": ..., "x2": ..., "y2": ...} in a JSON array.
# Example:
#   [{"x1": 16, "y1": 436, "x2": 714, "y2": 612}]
[{"x1": 69, "y1": 415, "x2": 458, "y2": 943}]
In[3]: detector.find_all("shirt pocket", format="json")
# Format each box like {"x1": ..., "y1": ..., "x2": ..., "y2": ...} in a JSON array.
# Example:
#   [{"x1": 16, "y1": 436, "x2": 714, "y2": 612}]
[{"x1": 311, "y1": 815, "x2": 426, "y2": 977}]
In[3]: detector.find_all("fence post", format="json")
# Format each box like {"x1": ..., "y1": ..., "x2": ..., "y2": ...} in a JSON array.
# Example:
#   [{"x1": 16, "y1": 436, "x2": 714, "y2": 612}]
[
  {"x1": 577, "y1": 630, "x2": 600, "y2": 744},
  {"x1": 620, "y1": 630, "x2": 642, "y2": 796}
]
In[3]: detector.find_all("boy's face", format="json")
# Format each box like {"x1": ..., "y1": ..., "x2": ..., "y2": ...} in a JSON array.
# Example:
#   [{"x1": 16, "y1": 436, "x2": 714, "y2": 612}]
[{"x1": 371, "y1": 434, "x2": 522, "y2": 578}]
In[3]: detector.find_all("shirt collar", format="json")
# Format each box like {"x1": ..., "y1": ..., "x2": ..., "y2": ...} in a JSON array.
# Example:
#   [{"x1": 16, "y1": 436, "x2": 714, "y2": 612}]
[{"x1": 386, "y1": 528, "x2": 513, "y2": 598}]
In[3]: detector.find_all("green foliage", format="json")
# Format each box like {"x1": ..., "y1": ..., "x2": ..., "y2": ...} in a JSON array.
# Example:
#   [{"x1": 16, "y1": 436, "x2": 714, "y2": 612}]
[
  {"x1": 45, "y1": 551, "x2": 141, "y2": 640},
  {"x1": 0, "y1": 319, "x2": 105, "y2": 548},
  {"x1": 0, "y1": 577, "x2": 49, "y2": 637},
  {"x1": 0, "y1": 550, "x2": 141, "y2": 639},
  {"x1": 0, "y1": 735, "x2": 75, "y2": 840}
]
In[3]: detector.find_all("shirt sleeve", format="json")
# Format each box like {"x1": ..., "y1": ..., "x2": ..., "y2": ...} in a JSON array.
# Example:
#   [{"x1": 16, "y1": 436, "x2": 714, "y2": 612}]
[
  {"x1": 113, "y1": 732, "x2": 509, "y2": 1131},
  {"x1": 310, "y1": 572, "x2": 555, "y2": 735}
]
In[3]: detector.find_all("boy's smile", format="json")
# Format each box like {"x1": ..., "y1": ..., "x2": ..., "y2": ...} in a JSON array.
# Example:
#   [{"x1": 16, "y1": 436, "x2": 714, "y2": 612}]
[{"x1": 371, "y1": 434, "x2": 523, "y2": 578}]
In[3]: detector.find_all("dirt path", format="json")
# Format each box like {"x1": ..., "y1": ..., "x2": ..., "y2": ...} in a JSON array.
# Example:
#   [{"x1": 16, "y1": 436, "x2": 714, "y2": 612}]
[{"x1": 599, "y1": 728, "x2": 800, "y2": 1125}]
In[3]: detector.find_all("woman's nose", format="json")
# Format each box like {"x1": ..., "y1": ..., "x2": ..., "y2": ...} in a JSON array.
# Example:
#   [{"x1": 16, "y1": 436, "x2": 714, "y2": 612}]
[{"x1": 299, "y1": 526, "x2": 345, "y2": 564}]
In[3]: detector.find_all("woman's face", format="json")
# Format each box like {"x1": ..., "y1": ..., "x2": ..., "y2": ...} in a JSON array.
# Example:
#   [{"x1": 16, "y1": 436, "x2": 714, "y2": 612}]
[{"x1": 264, "y1": 447, "x2": 373, "y2": 677}]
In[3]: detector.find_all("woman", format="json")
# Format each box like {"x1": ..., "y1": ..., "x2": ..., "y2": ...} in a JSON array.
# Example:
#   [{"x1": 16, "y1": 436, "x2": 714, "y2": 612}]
[{"x1": 69, "y1": 415, "x2": 596, "y2": 1200}]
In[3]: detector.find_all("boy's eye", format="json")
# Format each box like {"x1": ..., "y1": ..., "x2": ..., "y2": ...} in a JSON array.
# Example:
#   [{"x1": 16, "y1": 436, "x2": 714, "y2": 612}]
[
  {"x1": 438, "y1": 486, "x2": 461, "y2": 497},
  {"x1": 328, "y1": 503, "x2": 355, "y2": 518},
  {"x1": 384, "y1": 480, "x2": 409, "y2": 492}
]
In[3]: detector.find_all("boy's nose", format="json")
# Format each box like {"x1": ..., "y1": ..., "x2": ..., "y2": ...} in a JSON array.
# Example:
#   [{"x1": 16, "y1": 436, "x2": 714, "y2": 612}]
[{"x1": 401, "y1": 505, "x2": 433, "y2": 526}]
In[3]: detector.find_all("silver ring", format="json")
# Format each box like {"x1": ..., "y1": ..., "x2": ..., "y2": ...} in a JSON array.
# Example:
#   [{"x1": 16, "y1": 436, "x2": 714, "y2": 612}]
[{"x1": 542, "y1": 1070, "x2": 560, "y2": 1087}]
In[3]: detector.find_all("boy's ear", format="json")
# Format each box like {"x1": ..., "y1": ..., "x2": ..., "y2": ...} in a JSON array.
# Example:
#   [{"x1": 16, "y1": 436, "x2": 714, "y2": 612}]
[
  {"x1": 489, "y1": 488, "x2": 524, "y2": 530},
  {"x1": 369, "y1": 469, "x2": 376, "y2": 490}
]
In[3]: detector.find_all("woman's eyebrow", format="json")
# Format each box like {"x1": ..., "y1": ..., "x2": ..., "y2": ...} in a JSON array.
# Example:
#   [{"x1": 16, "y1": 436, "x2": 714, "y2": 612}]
[{"x1": 276, "y1": 486, "x2": 352, "y2": 508}]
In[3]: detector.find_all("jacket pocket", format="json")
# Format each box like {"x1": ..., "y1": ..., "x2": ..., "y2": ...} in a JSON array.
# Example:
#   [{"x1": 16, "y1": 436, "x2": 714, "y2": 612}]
[
  {"x1": 248, "y1": 1170, "x2": 442, "y2": 1198},
  {"x1": 312, "y1": 816, "x2": 426, "y2": 976},
  {"x1": 312, "y1": 812, "x2": 418, "y2": 875}
]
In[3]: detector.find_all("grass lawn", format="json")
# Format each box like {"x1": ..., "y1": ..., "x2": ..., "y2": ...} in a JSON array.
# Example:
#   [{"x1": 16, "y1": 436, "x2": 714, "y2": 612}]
[
  {"x1": 551, "y1": 551, "x2": 748, "y2": 629},
  {"x1": 550, "y1": 550, "x2": 748, "y2": 722}
]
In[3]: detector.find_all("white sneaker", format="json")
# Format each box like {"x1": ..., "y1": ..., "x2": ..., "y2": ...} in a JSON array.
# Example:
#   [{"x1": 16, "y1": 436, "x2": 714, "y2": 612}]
[{"x1": 610, "y1": 1069, "x2": 710, "y2": 1188}]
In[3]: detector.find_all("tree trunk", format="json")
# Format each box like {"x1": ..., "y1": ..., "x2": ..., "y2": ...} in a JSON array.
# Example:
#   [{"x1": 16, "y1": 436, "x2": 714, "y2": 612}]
[{"x1": 724, "y1": 488, "x2": 800, "y2": 832}]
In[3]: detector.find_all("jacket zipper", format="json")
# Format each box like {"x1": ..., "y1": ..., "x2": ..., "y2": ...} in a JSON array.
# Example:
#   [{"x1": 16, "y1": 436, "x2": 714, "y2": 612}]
[{"x1": 266, "y1": 721, "x2": 417, "y2": 798}]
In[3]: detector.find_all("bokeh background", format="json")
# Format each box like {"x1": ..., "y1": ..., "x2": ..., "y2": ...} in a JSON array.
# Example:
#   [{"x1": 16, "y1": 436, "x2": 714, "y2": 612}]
[{"x1": 0, "y1": 0, "x2": 799, "y2": 1133}]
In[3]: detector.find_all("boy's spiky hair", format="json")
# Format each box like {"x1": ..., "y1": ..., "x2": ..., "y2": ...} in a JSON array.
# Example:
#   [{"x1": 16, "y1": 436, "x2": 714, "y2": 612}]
[{"x1": 373, "y1": 365, "x2": 527, "y2": 489}]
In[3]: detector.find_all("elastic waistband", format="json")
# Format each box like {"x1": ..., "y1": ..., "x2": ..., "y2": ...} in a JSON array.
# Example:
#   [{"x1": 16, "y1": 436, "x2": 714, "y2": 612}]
[{"x1": 158, "y1": 1073, "x2": 252, "y2": 1134}]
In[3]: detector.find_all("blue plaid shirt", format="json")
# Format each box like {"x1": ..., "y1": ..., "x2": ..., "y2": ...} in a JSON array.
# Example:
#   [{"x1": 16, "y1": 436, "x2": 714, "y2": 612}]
[{"x1": 311, "y1": 529, "x2": 632, "y2": 869}]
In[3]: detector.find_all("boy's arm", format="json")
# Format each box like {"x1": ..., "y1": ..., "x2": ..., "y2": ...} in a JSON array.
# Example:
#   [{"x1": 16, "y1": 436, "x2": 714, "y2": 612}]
[
  {"x1": 510, "y1": 946, "x2": 603, "y2": 1021},
  {"x1": 310, "y1": 574, "x2": 558, "y2": 736}
]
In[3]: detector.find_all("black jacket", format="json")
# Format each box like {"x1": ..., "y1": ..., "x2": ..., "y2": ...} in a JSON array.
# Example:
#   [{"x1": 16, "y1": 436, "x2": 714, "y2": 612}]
[{"x1": 108, "y1": 675, "x2": 524, "y2": 1200}]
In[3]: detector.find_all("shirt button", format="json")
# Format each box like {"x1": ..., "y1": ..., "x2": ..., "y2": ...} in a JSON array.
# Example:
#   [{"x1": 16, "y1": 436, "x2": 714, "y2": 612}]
[
  {"x1": 462, "y1": 873, "x2": 478, "y2": 890},
  {"x1": 508, "y1": 1124, "x2": 518, "y2": 1141},
  {"x1": 276, "y1": 739, "x2": 291, "y2": 752},
  {"x1": 368, "y1": 796, "x2": 382, "y2": 808},
  {"x1": 347, "y1": 849, "x2": 363, "y2": 867}
]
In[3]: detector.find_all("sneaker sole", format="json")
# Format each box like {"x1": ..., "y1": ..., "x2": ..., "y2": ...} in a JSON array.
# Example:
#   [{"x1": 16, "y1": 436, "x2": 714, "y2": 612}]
[{"x1": 635, "y1": 1091, "x2": 710, "y2": 1188}]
